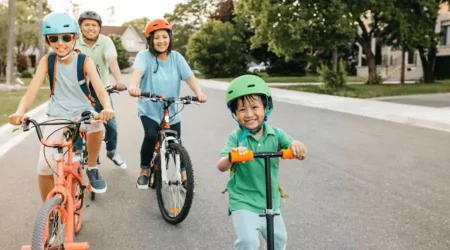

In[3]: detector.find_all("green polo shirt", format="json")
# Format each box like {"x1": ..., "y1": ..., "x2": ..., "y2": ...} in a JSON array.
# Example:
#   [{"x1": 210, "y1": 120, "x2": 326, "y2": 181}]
[
  {"x1": 76, "y1": 34, "x2": 117, "y2": 86},
  {"x1": 220, "y1": 124, "x2": 294, "y2": 215}
]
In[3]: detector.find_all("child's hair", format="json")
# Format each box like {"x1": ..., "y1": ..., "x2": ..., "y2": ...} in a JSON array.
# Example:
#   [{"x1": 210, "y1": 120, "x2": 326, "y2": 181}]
[{"x1": 228, "y1": 94, "x2": 268, "y2": 113}]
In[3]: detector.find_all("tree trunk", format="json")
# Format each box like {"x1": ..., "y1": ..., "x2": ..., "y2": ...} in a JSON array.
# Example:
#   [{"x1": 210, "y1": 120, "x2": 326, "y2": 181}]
[
  {"x1": 418, "y1": 45, "x2": 437, "y2": 83},
  {"x1": 362, "y1": 42, "x2": 377, "y2": 84},
  {"x1": 6, "y1": 0, "x2": 15, "y2": 85},
  {"x1": 37, "y1": 0, "x2": 44, "y2": 62},
  {"x1": 332, "y1": 46, "x2": 338, "y2": 72},
  {"x1": 400, "y1": 48, "x2": 405, "y2": 84}
]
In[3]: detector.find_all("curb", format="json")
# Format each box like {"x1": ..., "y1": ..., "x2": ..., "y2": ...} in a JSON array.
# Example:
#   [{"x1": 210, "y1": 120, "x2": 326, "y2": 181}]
[
  {"x1": 198, "y1": 79, "x2": 450, "y2": 133},
  {"x1": 0, "y1": 101, "x2": 49, "y2": 139}
]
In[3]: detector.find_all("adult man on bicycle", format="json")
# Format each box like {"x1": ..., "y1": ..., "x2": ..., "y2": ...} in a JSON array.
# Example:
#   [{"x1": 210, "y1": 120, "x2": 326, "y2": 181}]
[{"x1": 75, "y1": 10, "x2": 127, "y2": 169}]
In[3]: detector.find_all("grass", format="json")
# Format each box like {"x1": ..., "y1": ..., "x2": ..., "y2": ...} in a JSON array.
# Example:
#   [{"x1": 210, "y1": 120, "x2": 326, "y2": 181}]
[
  {"x1": 0, "y1": 87, "x2": 49, "y2": 126},
  {"x1": 198, "y1": 72, "x2": 366, "y2": 83},
  {"x1": 276, "y1": 81, "x2": 450, "y2": 98}
]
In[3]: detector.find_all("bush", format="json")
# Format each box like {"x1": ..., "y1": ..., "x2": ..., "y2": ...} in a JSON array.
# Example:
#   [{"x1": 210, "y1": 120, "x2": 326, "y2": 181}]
[
  {"x1": 266, "y1": 59, "x2": 307, "y2": 77},
  {"x1": 187, "y1": 20, "x2": 248, "y2": 78},
  {"x1": 16, "y1": 54, "x2": 29, "y2": 73},
  {"x1": 318, "y1": 59, "x2": 347, "y2": 89},
  {"x1": 21, "y1": 70, "x2": 33, "y2": 78},
  {"x1": 108, "y1": 35, "x2": 130, "y2": 70}
]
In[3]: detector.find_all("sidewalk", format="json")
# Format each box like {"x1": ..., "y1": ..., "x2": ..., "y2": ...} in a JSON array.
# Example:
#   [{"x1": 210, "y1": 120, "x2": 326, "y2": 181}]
[{"x1": 199, "y1": 79, "x2": 450, "y2": 133}]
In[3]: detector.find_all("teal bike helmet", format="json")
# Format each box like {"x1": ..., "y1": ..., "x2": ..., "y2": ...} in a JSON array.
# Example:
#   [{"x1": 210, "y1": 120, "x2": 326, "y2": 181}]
[{"x1": 42, "y1": 12, "x2": 80, "y2": 35}]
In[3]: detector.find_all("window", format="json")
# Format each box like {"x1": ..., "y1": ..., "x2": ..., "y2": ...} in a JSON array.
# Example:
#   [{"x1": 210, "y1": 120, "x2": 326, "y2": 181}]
[
  {"x1": 440, "y1": 21, "x2": 450, "y2": 45},
  {"x1": 407, "y1": 50, "x2": 416, "y2": 65}
]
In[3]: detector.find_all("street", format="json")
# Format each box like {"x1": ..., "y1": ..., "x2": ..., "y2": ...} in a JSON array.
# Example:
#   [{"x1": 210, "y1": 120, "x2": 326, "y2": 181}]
[{"x1": 0, "y1": 78, "x2": 449, "y2": 250}]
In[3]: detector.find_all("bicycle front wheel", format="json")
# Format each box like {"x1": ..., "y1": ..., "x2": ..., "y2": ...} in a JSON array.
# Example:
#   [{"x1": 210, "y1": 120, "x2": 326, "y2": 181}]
[
  {"x1": 156, "y1": 142, "x2": 194, "y2": 225},
  {"x1": 31, "y1": 196, "x2": 67, "y2": 250}
]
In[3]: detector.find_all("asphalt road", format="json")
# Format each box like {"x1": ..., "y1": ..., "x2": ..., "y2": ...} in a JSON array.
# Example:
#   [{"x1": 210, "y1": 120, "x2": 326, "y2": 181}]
[{"x1": 0, "y1": 79, "x2": 449, "y2": 250}]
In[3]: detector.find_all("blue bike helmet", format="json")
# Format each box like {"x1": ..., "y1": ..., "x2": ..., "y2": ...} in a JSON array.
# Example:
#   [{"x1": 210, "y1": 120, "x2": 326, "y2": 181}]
[{"x1": 42, "y1": 12, "x2": 80, "y2": 35}]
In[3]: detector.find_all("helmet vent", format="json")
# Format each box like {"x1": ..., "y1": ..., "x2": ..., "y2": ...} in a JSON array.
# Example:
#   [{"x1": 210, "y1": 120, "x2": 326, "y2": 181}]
[
  {"x1": 248, "y1": 84, "x2": 255, "y2": 88},
  {"x1": 63, "y1": 24, "x2": 69, "y2": 27},
  {"x1": 46, "y1": 26, "x2": 51, "y2": 28},
  {"x1": 228, "y1": 90, "x2": 233, "y2": 94}
]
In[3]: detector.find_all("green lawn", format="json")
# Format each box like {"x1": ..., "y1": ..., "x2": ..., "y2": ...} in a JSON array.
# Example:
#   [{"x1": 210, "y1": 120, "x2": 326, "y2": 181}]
[
  {"x1": 276, "y1": 81, "x2": 450, "y2": 98},
  {"x1": 0, "y1": 87, "x2": 49, "y2": 126},
  {"x1": 198, "y1": 72, "x2": 366, "y2": 83}
]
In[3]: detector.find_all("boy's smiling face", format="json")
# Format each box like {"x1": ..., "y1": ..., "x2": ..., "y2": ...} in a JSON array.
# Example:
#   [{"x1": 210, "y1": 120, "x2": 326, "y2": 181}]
[{"x1": 235, "y1": 95, "x2": 266, "y2": 131}]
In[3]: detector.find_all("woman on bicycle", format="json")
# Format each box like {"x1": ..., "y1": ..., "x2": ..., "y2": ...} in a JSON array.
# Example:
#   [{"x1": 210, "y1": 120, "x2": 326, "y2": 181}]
[
  {"x1": 128, "y1": 18, "x2": 207, "y2": 189},
  {"x1": 8, "y1": 12, "x2": 115, "y2": 201}
]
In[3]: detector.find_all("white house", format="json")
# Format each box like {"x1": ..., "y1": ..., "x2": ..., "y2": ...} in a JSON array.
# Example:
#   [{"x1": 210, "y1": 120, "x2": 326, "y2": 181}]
[{"x1": 356, "y1": 3, "x2": 450, "y2": 81}]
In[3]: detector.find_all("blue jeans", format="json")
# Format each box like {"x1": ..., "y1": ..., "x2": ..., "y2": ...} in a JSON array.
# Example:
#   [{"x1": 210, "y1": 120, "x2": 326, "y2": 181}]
[
  {"x1": 231, "y1": 209, "x2": 287, "y2": 250},
  {"x1": 74, "y1": 97, "x2": 118, "y2": 154},
  {"x1": 74, "y1": 117, "x2": 117, "y2": 154}
]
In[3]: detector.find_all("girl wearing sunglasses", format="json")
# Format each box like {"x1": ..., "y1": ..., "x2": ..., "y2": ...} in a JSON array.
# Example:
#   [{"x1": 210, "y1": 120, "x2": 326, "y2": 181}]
[{"x1": 8, "y1": 12, "x2": 115, "y2": 202}]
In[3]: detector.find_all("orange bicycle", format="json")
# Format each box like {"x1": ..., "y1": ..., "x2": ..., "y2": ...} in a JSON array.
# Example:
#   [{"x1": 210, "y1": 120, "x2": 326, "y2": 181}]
[{"x1": 19, "y1": 111, "x2": 102, "y2": 250}]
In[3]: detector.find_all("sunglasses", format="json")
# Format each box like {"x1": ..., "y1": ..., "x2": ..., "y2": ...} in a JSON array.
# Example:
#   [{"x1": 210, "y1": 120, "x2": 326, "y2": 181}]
[{"x1": 47, "y1": 34, "x2": 74, "y2": 43}]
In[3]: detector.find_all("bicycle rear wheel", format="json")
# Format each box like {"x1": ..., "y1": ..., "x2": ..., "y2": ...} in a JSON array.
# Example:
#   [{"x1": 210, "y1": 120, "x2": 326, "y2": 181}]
[
  {"x1": 156, "y1": 142, "x2": 194, "y2": 225},
  {"x1": 31, "y1": 196, "x2": 67, "y2": 250}
]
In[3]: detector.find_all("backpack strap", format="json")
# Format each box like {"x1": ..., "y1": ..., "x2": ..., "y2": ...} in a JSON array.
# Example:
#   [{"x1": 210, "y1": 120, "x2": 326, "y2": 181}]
[
  {"x1": 47, "y1": 53, "x2": 57, "y2": 96},
  {"x1": 77, "y1": 53, "x2": 103, "y2": 112}
]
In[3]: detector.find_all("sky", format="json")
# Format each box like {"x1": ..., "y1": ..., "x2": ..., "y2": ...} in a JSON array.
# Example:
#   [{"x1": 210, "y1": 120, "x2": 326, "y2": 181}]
[{"x1": 47, "y1": 0, "x2": 187, "y2": 25}]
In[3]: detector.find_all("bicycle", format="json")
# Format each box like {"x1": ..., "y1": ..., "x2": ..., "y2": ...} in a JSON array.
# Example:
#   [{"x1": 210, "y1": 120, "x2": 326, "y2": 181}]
[
  {"x1": 140, "y1": 92, "x2": 199, "y2": 225},
  {"x1": 19, "y1": 111, "x2": 103, "y2": 250},
  {"x1": 228, "y1": 148, "x2": 295, "y2": 250},
  {"x1": 77, "y1": 85, "x2": 126, "y2": 201}
]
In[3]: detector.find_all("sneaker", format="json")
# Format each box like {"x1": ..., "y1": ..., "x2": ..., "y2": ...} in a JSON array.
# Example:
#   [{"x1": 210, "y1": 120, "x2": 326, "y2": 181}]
[
  {"x1": 86, "y1": 168, "x2": 107, "y2": 193},
  {"x1": 136, "y1": 175, "x2": 149, "y2": 189},
  {"x1": 107, "y1": 153, "x2": 127, "y2": 169}
]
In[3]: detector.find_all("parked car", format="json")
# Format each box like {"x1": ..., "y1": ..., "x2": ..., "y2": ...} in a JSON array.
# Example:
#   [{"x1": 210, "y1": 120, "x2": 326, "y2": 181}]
[{"x1": 247, "y1": 62, "x2": 268, "y2": 74}]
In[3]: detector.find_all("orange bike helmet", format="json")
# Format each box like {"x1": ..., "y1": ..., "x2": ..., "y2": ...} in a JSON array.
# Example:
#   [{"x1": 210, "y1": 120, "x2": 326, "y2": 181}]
[{"x1": 144, "y1": 18, "x2": 172, "y2": 38}]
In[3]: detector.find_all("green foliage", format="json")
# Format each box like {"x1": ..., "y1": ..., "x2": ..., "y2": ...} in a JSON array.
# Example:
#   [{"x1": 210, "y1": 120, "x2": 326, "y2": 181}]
[
  {"x1": 187, "y1": 19, "x2": 249, "y2": 78},
  {"x1": 122, "y1": 17, "x2": 150, "y2": 34},
  {"x1": 108, "y1": 35, "x2": 130, "y2": 70},
  {"x1": 318, "y1": 59, "x2": 347, "y2": 89},
  {"x1": 21, "y1": 70, "x2": 33, "y2": 78}
]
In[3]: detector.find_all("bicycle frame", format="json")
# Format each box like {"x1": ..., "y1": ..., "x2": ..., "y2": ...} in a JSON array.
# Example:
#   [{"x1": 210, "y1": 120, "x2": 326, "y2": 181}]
[
  {"x1": 20, "y1": 116, "x2": 101, "y2": 250},
  {"x1": 158, "y1": 107, "x2": 181, "y2": 185}
]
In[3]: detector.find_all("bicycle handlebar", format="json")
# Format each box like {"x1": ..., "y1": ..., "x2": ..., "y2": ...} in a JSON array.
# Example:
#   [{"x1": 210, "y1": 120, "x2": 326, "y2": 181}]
[
  {"x1": 21, "y1": 111, "x2": 102, "y2": 148},
  {"x1": 140, "y1": 92, "x2": 199, "y2": 104},
  {"x1": 228, "y1": 149, "x2": 295, "y2": 163},
  {"x1": 106, "y1": 85, "x2": 127, "y2": 94}
]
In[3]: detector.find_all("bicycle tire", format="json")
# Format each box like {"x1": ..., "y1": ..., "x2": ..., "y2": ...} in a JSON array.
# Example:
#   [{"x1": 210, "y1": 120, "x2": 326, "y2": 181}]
[
  {"x1": 156, "y1": 143, "x2": 194, "y2": 225},
  {"x1": 31, "y1": 196, "x2": 66, "y2": 249},
  {"x1": 72, "y1": 163, "x2": 84, "y2": 234}
]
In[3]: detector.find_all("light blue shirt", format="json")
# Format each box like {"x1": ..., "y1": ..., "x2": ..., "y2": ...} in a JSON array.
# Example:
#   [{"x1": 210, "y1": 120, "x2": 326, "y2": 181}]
[
  {"x1": 132, "y1": 50, "x2": 193, "y2": 124},
  {"x1": 47, "y1": 53, "x2": 94, "y2": 117}
]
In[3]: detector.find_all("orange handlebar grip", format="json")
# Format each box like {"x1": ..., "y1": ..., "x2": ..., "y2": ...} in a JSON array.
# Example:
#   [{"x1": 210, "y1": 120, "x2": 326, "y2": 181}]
[
  {"x1": 281, "y1": 149, "x2": 294, "y2": 159},
  {"x1": 229, "y1": 150, "x2": 254, "y2": 163}
]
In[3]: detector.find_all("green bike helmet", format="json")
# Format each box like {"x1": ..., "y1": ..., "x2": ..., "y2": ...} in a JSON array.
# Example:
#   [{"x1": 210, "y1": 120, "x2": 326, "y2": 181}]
[{"x1": 226, "y1": 75, "x2": 273, "y2": 110}]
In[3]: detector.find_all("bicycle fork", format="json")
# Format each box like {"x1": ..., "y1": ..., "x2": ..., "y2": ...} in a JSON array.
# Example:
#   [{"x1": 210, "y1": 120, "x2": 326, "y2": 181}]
[{"x1": 159, "y1": 139, "x2": 181, "y2": 185}]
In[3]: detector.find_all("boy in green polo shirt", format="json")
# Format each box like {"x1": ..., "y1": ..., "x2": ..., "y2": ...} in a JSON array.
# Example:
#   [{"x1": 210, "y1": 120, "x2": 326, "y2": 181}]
[{"x1": 217, "y1": 75, "x2": 307, "y2": 250}]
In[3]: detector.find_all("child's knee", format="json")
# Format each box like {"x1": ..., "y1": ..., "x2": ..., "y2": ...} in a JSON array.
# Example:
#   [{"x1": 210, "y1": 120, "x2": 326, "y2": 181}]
[{"x1": 235, "y1": 236, "x2": 259, "y2": 250}]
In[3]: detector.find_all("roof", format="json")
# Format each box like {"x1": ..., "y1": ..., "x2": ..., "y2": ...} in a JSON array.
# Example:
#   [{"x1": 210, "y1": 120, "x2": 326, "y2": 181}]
[{"x1": 100, "y1": 25, "x2": 146, "y2": 42}]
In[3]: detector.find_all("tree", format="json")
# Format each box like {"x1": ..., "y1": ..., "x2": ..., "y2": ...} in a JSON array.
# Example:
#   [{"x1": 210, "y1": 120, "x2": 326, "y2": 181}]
[
  {"x1": 187, "y1": 19, "x2": 249, "y2": 78},
  {"x1": 236, "y1": 0, "x2": 397, "y2": 84},
  {"x1": 6, "y1": 0, "x2": 15, "y2": 85},
  {"x1": 0, "y1": 5, "x2": 8, "y2": 78},
  {"x1": 108, "y1": 35, "x2": 130, "y2": 70},
  {"x1": 164, "y1": 0, "x2": 218, "y2": 61},
  {"x1": 122, "y1": 17, "x2": 150, "y2": 34}
]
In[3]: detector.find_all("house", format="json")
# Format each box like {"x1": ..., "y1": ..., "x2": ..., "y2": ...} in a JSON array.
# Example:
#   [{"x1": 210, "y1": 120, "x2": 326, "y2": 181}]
[
  {"x1": 100, "y1": 25, "x2": 147, "y2": 65},
  {"x1": 356, "y1": 3, "x2": 450, "y2": 81}
]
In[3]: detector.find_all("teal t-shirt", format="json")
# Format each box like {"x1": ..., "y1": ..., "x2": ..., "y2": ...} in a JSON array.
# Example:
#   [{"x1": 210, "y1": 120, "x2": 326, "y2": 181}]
[
  {"x1": 220, "y1": 124, "x2": 294, "y2": 214},
  {"x1": 132, "y1": 50, "x2": 193, "y2": 124}
]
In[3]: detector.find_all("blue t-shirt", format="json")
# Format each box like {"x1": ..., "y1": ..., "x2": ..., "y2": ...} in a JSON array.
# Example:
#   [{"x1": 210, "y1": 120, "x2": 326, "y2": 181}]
[{"x1": 132, "y1": 50, "x2": 193, "y2": 124}]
